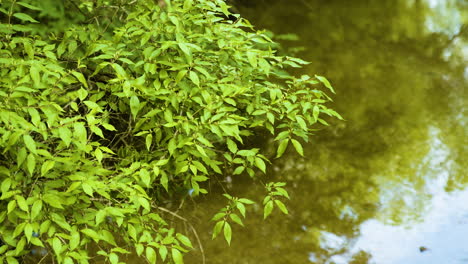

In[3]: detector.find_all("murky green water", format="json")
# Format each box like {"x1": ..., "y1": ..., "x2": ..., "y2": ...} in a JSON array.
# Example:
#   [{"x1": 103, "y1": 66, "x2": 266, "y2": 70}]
[{"x1": 181, "y1": 1, "x2": 468, "y2": 263}]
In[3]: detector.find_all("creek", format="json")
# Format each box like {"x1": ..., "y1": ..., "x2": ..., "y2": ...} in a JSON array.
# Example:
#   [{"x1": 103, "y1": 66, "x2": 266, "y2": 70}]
[{"x1": 183, "y1": 1, "x2": 468, "y2": 263}]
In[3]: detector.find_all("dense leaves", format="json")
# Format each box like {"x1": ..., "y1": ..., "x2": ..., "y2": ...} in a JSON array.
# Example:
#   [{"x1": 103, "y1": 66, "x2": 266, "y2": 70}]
[{"x1": 0, "y1": 0, "x2": 341, "y2": 263}]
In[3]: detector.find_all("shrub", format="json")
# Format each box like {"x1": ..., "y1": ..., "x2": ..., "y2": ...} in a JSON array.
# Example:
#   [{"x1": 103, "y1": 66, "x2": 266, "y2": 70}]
[{"x1": 0, "y1": 0, "x2": 341, "y2": 263}]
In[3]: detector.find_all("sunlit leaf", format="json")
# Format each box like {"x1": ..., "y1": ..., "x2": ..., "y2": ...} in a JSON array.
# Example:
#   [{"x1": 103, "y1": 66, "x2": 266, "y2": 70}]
[
  {"x1": 276, "y1": 139, "x2": 289, "y2": 158},
  {"x1": 275, "y1": 200, "x2": 289, "y2": 214},
  {"x1": 315, "y1": 75, "x2": 335, "y2": 93},
  {"x1": 291, "y1": 139, "x2": 304, "y2": 156},
  {"x1": 263, "y1": 200, "x2": 274, "y2": 219},
  {"x1": 23, "y1": 134, "x2": 37, "y2": 154},
  {"x1": 146, "y1": 247, "x2": 157, "y2": 264},
  {"x1": 172, "y1": 248, "x2": 184, "y2": 264},
  {"x1": 13, "y1": 12, "x2": 39, "y2": 23}
]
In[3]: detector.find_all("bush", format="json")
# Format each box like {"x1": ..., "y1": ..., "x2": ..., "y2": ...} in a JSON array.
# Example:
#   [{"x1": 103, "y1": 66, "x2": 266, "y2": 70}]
[{"x1": 0, "y1": 0, "x2": 341, "y2": 263}]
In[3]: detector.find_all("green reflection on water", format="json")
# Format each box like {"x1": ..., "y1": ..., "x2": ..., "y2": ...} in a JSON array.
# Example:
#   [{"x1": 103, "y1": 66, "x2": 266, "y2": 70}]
[{"x1": 180, "y1": 0, "x2": 467, "y2": 263}]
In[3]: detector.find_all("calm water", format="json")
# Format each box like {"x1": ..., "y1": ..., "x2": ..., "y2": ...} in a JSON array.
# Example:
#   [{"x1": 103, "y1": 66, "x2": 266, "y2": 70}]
[{"x1": 182, "y1": 0, "x2": 468, "y2": 263}]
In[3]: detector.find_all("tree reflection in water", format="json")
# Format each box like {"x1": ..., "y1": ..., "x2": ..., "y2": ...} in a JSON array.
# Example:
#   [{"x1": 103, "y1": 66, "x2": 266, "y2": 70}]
[{"x1": 178, "y1": 1, "x2": 468, "y2": 263}]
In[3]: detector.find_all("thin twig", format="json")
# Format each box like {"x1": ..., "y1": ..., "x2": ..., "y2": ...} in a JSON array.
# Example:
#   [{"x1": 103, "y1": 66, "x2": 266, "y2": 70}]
[
  {"x1": 36, "y1": 251, "x2": 50, "y2": 264},
  {"x1": 66, "y1": 0, "x2": 88, "y2": 18},
  {"x1": 157, "y1": 207, "x2": 206, "y2": 264}
]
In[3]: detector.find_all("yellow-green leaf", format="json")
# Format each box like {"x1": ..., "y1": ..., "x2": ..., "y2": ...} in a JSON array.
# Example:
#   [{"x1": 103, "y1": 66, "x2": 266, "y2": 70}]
[
  {"x1": 254, "y1": 157, "x2": 266, "y2": 173},
  {"x1": 26, "y1": 153, "x2": 36, "y2": 175},
  {"x1": 23, "y1": 134, "x2": 37, "y2": 154},
  {"x1": 189, "y1": 71, "x2": 200, "y2": 87},
  {"x1": 275, "y1": 200, "x2": 289, "y2": 214},
  {"x1": 263, "y1": 200, "x2": 274, "y2": 219},
  {"x1": 13, "y1": 12, "x2": 39, "y2": 23},
  {"x1": 315, "y1": 75, "x2": 335, "y2": 93},
  {"x1": 276, "y1": 139, "x2": 289, "y2": 158},
  {"x1": 291, "y1": 139, "x2": 304, "y2": 156},
  {"x1": 171, "y1": 248, "x2": 183, "y2": 264},
  {"x1": 31, "y1": 200, "x2": 42, "y2": 220},
  {"x1": 223, "y1": 222, "x2": 232, "y2": 245},
  {"x1": 72, "y1": 71, "x2": 88, "y2": 88}
]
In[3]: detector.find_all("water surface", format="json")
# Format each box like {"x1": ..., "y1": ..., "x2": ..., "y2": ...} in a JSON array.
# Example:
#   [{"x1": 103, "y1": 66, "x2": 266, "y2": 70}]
[{"x1": 183, "y1": 1, "x2": 468, "y2": 263}]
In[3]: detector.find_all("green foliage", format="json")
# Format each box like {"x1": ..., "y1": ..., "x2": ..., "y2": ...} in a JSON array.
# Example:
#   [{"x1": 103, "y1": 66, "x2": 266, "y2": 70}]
[
  {"x1": 263, "y1": 182, "x2": 290, "y2": 219},
  {"x1": 0, "y1": 0, "x2": 340, "y2": 262},
  {"x1": 211, "y1": 194, "x2": 255, "y2": 245}
]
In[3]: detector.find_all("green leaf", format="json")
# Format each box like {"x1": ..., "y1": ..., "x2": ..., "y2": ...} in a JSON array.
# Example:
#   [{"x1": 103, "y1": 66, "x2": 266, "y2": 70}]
[
  {"x1": 1, "y1": 178, "x2": 11, "y2": 193},
  {"x1": 223, "y1": 222, "x2": 232, "y2": 245},
  {"x1": 313, "y1": 105, "x2": 320, "y2": 121},
  {"x1": 95, "y1": 148, "x2": 103, "y2": 163},
  {"x1": 178, "y1": 43, "x2": 192, "y2": 58},
  {"x1": 233, "y1": 166, "x2": 244, "y2": 175},
  {"x1": 41, "y1": 160, "x2": 55, "y2": 176},
  {"x1": 90, "y1": 126, "x2": 104, "y2": 138},
  {"x1": 112, "y1": 63, "x2": 127, "y2": 78},
  {"x1": 15, "y1": 195, "x2": 28, "y2": 212},
  {"x1": 72, "y1": 71, "x2": 88, "y2": 88},
  {"x1": 17, "y1": 147, "x2": 27, "y2": 167},
  {"x1": 212, "y1": 221, "x2": 224, "y2": 239},
  {"x1": 70, "y1": 231, "x2": 80, "y2": 250},
  {"x1": 7, "y1": 200, "x2": 16, "y2": 214},
  {"x1": 276, "y1": 187, "x2": 290, "y2": 199},
  {"x1": 189, "y1": 71, "x2": 200, "y2": 87},
  {"x1": 226, "y1": 138, "x2": 237, "y2": 153},
  {"x1": 159, "y1": 246, "x2": 168, "y2": 261},
  {"x1": 63, "y1": 257, "x2": 74, "y2": 264},
  {"x1": 146, "y1": 247, "x2": 157, "y2": 264},
  {"x1": 81, "y1": 228, "x2": 101, "y2": 241},
  {"x1": 109, "y1": 252, "x2": 119, "y2": 264},
  {"x1": 130, "y1": 96, "x2": 140, "y2": 119},
  {"x1": 58, "y1": 127, "x2": 72, "y2": 147},
  {"x1": 176, "y1": 233, "x2": 193, "y2": 248},
  {"x1": 31, "y1": 200, "x2": 42, "y2": 220},
  {"x1": 42, "y1": 194, "x2": 64, "y2": 209},
  {"x1": 291, "y1": 139, "x2": 304, "y2": 156},
  {"x1": 138, "y1": 197, "x2": 150, "y2": 211},
  {"x1": 237, "y1": 150, "x2": 256, "y2": 157},
  {"x1": 254, "y1": 157, "x2": 266, "y2": 173},
  {"x1": 102, "y1": 123, "x2": 116, "y2": 131},
  {"x1": 197, "y1": 136, "x2": 214, "y2": 147},
  {"x1": 236, "y1": 202, "x2": 246, "y2": 218},
  {"x1": 259, "y1": 58, "x2": 271, "y2": 75},
  {"x1": 74, "y1": 122, "x2": 87, "y2": 143},
  {"x1": 264, "y1": 200, "x2": 274, "y2": 219},
  {"x1": 52, "y1": 237, "x2": 62, "y2": 254},
  {"x1": 229, "y1": 214, "x2": 244, "y2": 226},
  {"x1": 172, "y1": 248, "x2": 184, "y2": 264},
  {"x1": 26, "y1": 153, "x2": 36, "y2": 175},
  {"x1": 275, "y1": 200, "x2": 289, "y2": 214},
  {"x1": 6, "y1": 257, "x2": 19, "y2": 264},
  {"x1": 295, "y1": 115, "x2": 308, "y2": 131},
  {"x1": 17, "y1": 2, "x2": 42, "y2": 11},
  {"x1": 28, "y1": 108, "x2": 41, "y2": 127},
  {"x1": 82, "y1": 182, "x2": 94, "y2": 197},
  {"x1": 160, "y1": 173, "x2": 169, "y2": 191},
  {"x1": 246, "y1": 51, "x2": 257, "y2": 67},
  {"x1": 23, "y1": 134, "x2": 37, "y2": 154},
  {"x1": 13, "y1": 12, "x2": 39, "y2": 23},
  {"x1": 238, "y1": 198, "x2": 255, "y2": 204},
  {"x1": 95, "y1": 210, "x2": 106, "y2": 226},
  {"x1": 24, "y1": 223, "x2": 33, "y2": 242},
  {"x1": 315, "y1": 75, "x2": 335, "y2": 93},
  {"x1": 276, "y1": 139, "x2": 289, "y2": 158},
  {"x1": 175, "y1": 70, "x2": 187, "y2": 83},
  {"x1": 140, "y1": 169, "x2": 151, "y2": 187},
  {"x1": 30, "y1": 64, "x2": 41, "y2": 86}
]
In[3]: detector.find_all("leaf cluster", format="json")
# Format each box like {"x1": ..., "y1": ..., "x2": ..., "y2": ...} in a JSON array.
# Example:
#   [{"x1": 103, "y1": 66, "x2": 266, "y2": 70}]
[{"x1": 0, "y1": 0, "x2": 341, "y2": 263}]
